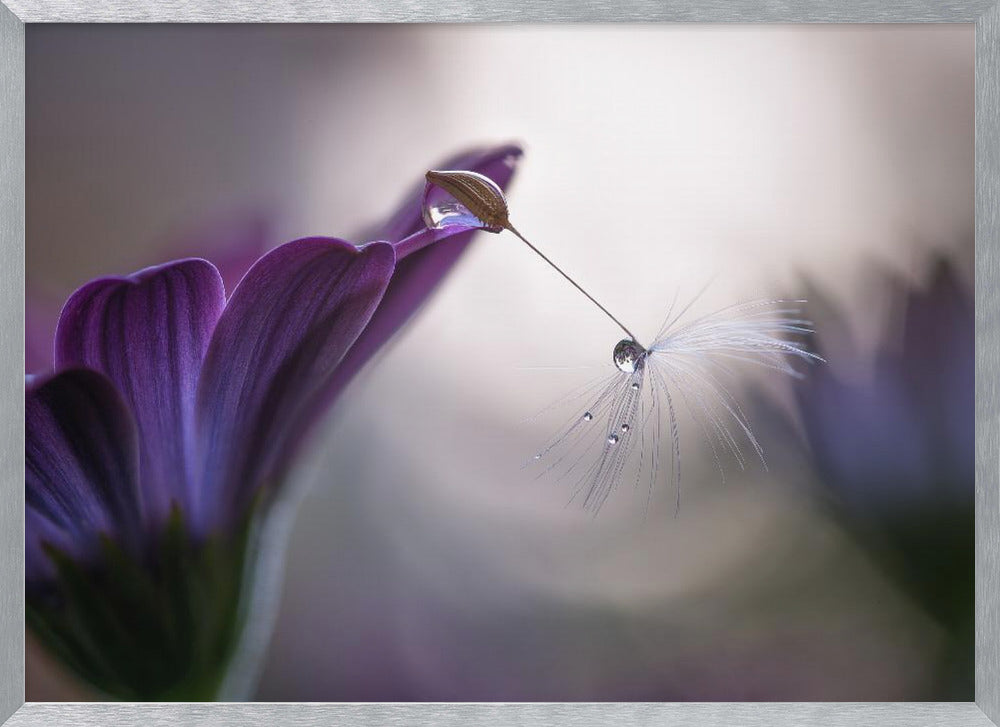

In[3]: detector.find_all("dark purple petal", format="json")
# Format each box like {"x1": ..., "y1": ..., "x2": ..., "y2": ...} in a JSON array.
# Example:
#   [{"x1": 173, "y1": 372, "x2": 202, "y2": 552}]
[
  {"x1": 283, "y1": 145, "x2": 522, "y2": 447},
  {"x1": 54, "y1": 259, "x2": 226, "y2": 523},
  {"x1": 26, "y1": 369, "x2": 142, "y2": 583},
  {"x1": 195, "y1": 238, "x2": 396, "y2": 529}
]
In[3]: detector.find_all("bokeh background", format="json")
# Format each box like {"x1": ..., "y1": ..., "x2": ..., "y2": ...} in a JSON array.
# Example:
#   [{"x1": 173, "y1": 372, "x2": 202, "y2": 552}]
[{"x1": 26, "y1": 24, "x2": 973, "y2": 701}]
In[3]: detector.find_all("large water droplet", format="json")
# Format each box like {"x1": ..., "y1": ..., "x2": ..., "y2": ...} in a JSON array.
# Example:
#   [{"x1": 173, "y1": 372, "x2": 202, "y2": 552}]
[
  {"x1": 607, "y1": 434, "x2": 620, "y2": 445},
  {"x1": 613, "y1": 339, "x2": 646, "y2": 374},
  {"x1": 422, "y1": 170, "x2": 508, "y2": 232}
]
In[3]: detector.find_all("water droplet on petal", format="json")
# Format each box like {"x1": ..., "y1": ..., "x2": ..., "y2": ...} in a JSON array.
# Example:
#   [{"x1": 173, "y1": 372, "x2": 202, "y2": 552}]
[
  {"x1": 422, "y1": 170, "x2": 509, "y2": 232},
  {"x1": 583, "y1": 412, "x2": 593, "y2": 421},
  {"x1": 614, "y1": 339, "x2": 646, "y2": 374},
  {"x1": 631, "y1": 382, "x2": 640, "y2": 390},
  {"x1": 621, "y1": 423, "x2": 630, "y2": 432},
  {"x1": 608, "y1": 434, "x2": 619, "y2": 445},
  {"x1": 534, "y1": 454, "x2": 542, "y2": 460}
]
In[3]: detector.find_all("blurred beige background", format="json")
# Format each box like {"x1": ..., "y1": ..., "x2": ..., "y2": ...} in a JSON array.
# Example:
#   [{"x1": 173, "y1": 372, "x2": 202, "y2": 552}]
[{"x1": 27, "y1": 24, "x2": 973, "y2": 700}]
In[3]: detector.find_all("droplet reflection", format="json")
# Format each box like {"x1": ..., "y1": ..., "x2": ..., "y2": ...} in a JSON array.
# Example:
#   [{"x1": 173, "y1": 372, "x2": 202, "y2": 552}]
[
  {"x1": 422, "y1": 170, "x2": 508, "y2": 232},
  {"x1": 613, "y1": 339, "x2": 646, "y2": 374}
]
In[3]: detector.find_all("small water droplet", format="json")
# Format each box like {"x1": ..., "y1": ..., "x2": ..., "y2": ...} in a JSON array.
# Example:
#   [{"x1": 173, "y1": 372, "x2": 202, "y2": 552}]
[
  {"x1": 583, "y1": 412, "x2": 593, "y2": 421},
  {"x1": 608, "y1": 434, "x2": 619, "y2": 445},
  {"x1": 631, "y1": 382, "x2": 640, "y2": 390},
  {"x1": 534, "y1": 454, "x2": 542, "y2": 460},
  {"x1": 621, "y1": 423, "x2": 630, "y2": 432},
  {"x1": 613, "y1": 339, "x2": 646, "y2": 374},
  {"x1": 422, "y1": 170, "x2": 508, "y2": 232}
]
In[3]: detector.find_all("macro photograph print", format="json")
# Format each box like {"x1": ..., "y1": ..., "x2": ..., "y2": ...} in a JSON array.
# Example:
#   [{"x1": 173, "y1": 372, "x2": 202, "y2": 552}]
[{"x1": 24, "y1": 23, "x2": 973, "y2": 702}]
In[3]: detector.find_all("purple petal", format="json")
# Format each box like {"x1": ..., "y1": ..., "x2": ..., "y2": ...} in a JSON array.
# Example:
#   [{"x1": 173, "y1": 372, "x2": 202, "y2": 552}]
[
  {"x1": 393, "y1": 223, "x2": 487, "y2": 260},
  {"x1": 195, "y1": 238, "x2": 396, "y2": 529},
  {"x1": 284, "y1": 145, "x2": 522, "y2": 445},
  {"x1": 54, "y1": 259, "x2": 226, "y2": 523},
  {"x1": 26, "y1": 369, "x2": 142, "y2": 583}
]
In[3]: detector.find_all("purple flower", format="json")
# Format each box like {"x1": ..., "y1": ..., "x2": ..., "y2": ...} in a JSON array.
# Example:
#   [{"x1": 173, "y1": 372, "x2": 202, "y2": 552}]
[
  {"x1": 26, "y1": 144, "x2": 521, "y2": 699},
  {"x1": 793, "y1": 256, "x2": 973, "y2": 697},
  {"x1": 797, "y1": 258, "x2": 973, "y2": 512}
]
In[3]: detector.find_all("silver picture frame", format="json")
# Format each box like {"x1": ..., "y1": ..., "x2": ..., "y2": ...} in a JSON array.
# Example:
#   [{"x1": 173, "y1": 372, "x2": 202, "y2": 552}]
[{"x1": 1, "y1": 2, "x2": 997, "y2": 725}]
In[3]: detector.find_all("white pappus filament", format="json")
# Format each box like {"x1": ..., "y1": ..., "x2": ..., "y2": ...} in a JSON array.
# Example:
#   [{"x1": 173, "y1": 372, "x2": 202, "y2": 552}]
[{"x1": 526, "y1": 297, "x2": 822, "y2": 515}]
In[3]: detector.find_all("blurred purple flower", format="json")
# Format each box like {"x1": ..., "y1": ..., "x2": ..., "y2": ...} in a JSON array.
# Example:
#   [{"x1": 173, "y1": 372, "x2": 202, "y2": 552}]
[
  {"x1": 26, "y1": 143, "x2": 521, "y2": 698},
  {"x1": 793, "y1": 256, "x2": 973, "y2": 697},
  {"x1": 797, "y1": 257, "x2": 973, "y2": 512}
]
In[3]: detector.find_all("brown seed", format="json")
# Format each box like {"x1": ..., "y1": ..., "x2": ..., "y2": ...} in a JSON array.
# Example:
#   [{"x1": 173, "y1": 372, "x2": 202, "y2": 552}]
[{"x1": 425, "y1": 170, "x2": 510, "y2": 232}]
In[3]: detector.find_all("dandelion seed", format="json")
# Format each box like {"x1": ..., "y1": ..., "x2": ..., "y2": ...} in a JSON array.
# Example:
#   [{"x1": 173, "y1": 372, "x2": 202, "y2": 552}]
[
  {"x1": 423, "y1": 169, "x2": 822, "y2": 515},
  {"x1": 423, "y1": 170, "x2": 510, "y2": 232}
]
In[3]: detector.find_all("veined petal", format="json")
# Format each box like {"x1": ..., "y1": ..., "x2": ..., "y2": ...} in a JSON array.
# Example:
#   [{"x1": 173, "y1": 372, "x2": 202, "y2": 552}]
[
  {"x1": 55, "y1": 259, "x2": 227, "y2": 523},
  {"x1": 196, "y1": 238, "x2": 396, "y2": 529},
  {"x1": 26, "y1": 369, "x2": 142, "y2": 584}
]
